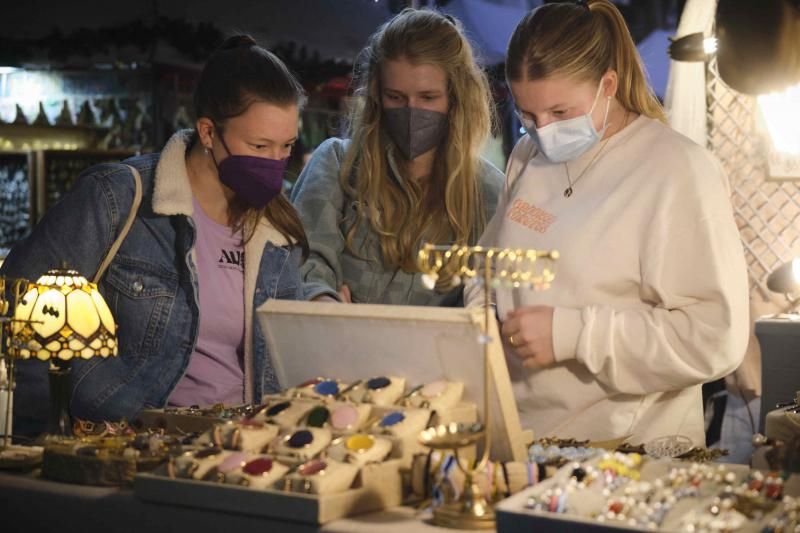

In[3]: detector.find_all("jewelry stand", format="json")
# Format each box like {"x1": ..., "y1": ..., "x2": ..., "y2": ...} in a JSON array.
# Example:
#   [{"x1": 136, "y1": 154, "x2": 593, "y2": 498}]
[{"x1": 416, "y1": 244, "x2": 558, "y2": 529}]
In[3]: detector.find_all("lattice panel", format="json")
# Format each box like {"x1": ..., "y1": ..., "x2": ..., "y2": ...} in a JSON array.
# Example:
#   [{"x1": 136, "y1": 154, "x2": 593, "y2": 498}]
[{"x1": 706, "y1": 56, "x2": 800, "y2": 303}]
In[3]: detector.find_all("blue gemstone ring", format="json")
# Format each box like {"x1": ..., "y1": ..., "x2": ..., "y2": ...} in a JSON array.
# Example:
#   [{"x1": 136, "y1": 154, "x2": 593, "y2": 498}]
[
  {"x1": 379, "y1": 411, "x2": 406, "y2": 428},
  {"x1": 287, "y1": 429, "x2": 314, "y2": 449},
  {"x1": 265, "y1": 401, "x2": 291, "y2": 417},
  {"x1": 367, "y1": 376, "x2": 391, "y2": 390},
  {"x1": 314, "y1": 380, "x2": 340, "y2": 396}
]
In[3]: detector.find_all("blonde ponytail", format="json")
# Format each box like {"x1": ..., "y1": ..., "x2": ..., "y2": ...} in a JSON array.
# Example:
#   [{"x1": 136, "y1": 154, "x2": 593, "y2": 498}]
[
  {"x1": 587, "y1": 0, "x2": 665, "y2": 121},
  {"x1": 506, "y1": 0, "x2": 665, "y2": 122}
]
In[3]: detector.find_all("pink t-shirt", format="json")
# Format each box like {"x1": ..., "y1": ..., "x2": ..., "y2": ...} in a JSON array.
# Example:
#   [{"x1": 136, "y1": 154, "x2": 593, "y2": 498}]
[{"x1": 168, "y1": 196, "x2": 245, "y2": 407}]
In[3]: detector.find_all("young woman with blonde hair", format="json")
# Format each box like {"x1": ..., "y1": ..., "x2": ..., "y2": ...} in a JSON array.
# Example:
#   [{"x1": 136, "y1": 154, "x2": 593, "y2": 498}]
[
  {"x1": 467, "y1": 0, "x2": 749, "y2": 446},
  {"x1": 291, "y1": 8, "x2": 503, "y2": 305}
]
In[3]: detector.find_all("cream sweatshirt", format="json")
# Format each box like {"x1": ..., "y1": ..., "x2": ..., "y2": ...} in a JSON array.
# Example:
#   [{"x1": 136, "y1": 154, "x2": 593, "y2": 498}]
[{"x1": 467, "y1": 115, "x2": 749, "y2": 446}]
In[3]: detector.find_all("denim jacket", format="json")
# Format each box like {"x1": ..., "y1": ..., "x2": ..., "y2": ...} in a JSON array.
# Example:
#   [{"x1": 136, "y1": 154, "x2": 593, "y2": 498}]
[
  {"x1": 290, "y1": 138, "x2": 504, "y2": 305},
  {"x1": 1, "y1": 130, "x2": 305, "y2": 435}
]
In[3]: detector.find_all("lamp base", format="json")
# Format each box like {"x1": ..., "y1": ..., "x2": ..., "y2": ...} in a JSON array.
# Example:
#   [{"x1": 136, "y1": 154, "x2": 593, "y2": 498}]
[
  {"x1": 0, "y1": 444, "x2": 44, "y2": 470},
  {"x1": 431, "y1": 501, "x2": 496, "y2": 530},
  {"x1": 431, "y1": 477, "x2": 496, "y2": 530},
  {"x1": 48, "y1": 361, "x2": 72, "y2": 437}
]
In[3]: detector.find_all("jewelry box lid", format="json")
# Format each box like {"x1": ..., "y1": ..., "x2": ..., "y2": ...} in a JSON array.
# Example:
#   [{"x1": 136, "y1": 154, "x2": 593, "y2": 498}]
[{"x1": 256, "y1": 300, "x2": 527, "y2": 461}]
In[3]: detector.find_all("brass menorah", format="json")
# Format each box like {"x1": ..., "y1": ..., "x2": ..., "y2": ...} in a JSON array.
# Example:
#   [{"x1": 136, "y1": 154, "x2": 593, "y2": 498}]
[
  {"x1": 0, "y1": 275, "x2": 32, "y2": 450},
  {"x1": 416, "y1": 244, "x2": 558, "y2": 529}
]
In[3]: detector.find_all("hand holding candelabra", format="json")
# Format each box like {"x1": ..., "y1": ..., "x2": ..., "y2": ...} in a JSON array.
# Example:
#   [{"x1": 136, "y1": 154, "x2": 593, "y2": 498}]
[{"x1": 416, "y1": 243, "x2": 558, "y2": 529}]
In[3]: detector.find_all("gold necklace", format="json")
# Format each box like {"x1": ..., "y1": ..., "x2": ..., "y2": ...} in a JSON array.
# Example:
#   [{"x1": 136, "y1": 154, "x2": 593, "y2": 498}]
[{"x1": 563, "y1": 111, "x2": 630, "y2": 198}]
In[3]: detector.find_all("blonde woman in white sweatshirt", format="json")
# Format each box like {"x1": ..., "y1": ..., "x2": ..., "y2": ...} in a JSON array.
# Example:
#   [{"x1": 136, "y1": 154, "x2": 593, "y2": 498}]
[{"x1": 468, "y1": 0, "x2": 749, "y2": 446}]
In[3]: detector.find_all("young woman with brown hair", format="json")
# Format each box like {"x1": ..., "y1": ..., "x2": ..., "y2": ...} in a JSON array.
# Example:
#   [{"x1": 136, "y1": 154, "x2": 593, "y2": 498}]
[{"x1": 1, "y1": 35, "x2": 316, "y2": 435}]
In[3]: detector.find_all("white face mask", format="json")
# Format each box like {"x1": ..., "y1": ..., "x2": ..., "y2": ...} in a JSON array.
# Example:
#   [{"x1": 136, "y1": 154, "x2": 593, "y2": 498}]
[{"x1": 516, "y1": 80, "x2": 611, "y2": 163}]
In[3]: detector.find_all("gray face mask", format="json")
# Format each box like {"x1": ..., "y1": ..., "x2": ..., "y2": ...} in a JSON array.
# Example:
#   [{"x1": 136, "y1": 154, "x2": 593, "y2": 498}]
[{"x1": 382, "y1": 107, "x2": 448, "y2": 160}]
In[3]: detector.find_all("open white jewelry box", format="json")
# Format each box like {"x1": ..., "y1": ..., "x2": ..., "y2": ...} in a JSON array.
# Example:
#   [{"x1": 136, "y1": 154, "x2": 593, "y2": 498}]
[
  {"x1": 257, "y1": 300, "x2": 527, "y2": 463},
  {"x1": 134, "y1": 300, "x2": 527, "y2": 524}
]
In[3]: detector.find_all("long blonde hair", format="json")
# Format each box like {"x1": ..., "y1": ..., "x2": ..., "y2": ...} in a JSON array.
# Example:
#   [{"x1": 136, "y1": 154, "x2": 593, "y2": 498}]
[
  {"x1": 341, "y1": 8, "x2": 495, "y2": 275},
  {"x1": 506, "y1": 0, "x2": 665, "y2": 121}
]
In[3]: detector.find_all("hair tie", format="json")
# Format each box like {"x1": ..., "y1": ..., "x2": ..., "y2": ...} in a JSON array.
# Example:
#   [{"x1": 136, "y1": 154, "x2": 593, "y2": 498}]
[{"x1": 575, "y1": 0, "x2": 589, "y2": 8}]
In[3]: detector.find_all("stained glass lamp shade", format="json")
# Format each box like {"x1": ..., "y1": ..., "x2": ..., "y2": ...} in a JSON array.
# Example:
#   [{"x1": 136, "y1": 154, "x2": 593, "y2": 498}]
[{"x1": 9, "y1": 268, "x2": 117, "y2": 436}]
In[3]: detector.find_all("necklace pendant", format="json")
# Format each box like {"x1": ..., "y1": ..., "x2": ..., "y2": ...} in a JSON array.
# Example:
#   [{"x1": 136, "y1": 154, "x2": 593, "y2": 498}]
[{"x1": 564, "y1": 187, "x2": 573, "y2": 198}]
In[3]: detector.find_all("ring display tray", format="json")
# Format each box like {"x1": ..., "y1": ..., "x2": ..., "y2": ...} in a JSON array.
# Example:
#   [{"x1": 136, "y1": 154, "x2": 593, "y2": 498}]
[
  {"x1": 134, "y1": 300, "x2": 526, "y2": 523},
  {"x1": 135, "y1": 459, "x2": 403, "y2": 525},
  {"x1": 256, "y1": 300, "x2": 527, "y2": 462}
]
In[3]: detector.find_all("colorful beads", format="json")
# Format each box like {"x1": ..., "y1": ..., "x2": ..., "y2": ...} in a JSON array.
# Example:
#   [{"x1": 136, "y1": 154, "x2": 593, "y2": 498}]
[{"x1": 528, "y1": 443, "x2": 601, "y2": 465}]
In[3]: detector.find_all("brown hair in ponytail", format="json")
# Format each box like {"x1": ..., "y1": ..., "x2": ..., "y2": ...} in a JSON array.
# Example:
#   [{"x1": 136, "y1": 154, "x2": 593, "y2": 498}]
[
  {"x1": 194, "y1": 34, "x2": 309, "y2": 258},
  {"x1": 506, "y1": 0, "x2": 665, "y2": 122}
]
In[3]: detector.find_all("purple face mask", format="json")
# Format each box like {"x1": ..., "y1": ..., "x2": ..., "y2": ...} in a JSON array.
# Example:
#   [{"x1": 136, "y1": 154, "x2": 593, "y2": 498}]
[{"x1": 211, "y1": 130, "x2": 287, "y2": 210}]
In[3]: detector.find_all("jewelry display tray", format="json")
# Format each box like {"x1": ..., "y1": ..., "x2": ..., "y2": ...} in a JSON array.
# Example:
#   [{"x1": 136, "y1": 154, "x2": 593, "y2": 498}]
[
  {"x1": 495, "y1": 460, "x2": 800, "y2": 533},
  {"x1": 134, "y1": 459, "x2": 403, "y2": 525},
  {"x1": 132, "y1": 301, "x2": 527, "y2": 524}
]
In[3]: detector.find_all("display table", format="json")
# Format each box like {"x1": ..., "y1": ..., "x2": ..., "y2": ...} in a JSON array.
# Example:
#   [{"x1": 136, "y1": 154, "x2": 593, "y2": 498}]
[
  {"x1": 0, "y1": 470, "x2": 478, "y2": 533},
  {"x1": 755, "y1": 316, "x2": 800, "y2": 432}
]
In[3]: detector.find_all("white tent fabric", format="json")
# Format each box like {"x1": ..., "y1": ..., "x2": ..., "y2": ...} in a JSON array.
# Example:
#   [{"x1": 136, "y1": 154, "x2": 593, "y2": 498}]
[{"x1": 664, "y1": 0, "x2": 717, "y2": 147}]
